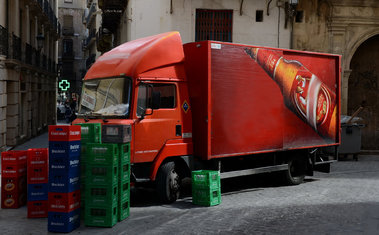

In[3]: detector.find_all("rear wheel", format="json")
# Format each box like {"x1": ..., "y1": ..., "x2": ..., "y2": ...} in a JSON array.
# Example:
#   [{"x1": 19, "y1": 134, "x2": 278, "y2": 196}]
[
  {"x1": 156, "y1": 161, "x2": 180, "y2": 203},
  {"x1": 284, "y1": 157, "x2": 306, "y2": 185}
]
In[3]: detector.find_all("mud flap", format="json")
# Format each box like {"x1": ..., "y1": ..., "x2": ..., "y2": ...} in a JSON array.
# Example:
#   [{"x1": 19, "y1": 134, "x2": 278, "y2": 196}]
[{"x1": 314, "y1": 163, "x2": 331, "y2": 173}]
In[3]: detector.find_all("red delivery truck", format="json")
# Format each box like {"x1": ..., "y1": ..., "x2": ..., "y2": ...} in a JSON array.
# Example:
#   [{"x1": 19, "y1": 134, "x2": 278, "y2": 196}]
[{"x1": 73, "y1": 31, "x2": 341, "y2": 203}]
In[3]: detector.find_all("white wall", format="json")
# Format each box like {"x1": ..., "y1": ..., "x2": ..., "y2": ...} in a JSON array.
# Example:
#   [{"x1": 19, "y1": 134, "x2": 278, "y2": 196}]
[{"x1": 121, "y1": 0, "x2": 291, "y2": 48}]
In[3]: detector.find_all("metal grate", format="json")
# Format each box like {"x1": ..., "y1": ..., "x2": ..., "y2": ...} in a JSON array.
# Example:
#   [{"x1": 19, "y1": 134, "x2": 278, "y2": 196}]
[
  {"x1": 0, "y1": 25, "x2": 8, "y2": 56},
  {"x1": 11, "y1": 34, "x2": 21, "y2": 60},
  {"x1": 25, "y1": 43, "x2": 33, "y2": 65},
  {"x1": 195, "y1": 9, "x2": 233, "y2": 42}
]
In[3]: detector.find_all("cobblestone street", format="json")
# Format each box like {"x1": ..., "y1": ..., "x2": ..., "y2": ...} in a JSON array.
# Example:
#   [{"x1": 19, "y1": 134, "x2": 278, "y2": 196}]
[{"x1": 1, "y1": 154, "x2": 379, "y2": 234}]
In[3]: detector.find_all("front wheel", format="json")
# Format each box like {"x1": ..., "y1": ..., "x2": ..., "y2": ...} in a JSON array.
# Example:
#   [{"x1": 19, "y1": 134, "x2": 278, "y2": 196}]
[{"x1": 156, "y1": 161, "x2": 181, "y2": 203}]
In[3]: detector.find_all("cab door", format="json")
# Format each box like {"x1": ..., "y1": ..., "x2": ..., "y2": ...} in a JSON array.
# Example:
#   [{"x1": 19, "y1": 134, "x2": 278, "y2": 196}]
[{"x1": 134, "y1": 82, "x2": 182, "y2": 163}]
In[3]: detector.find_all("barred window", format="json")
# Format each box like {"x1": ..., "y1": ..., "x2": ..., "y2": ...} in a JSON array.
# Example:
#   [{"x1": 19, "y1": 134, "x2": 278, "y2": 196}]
[{"x1": 195, "y1": 9, "x2": 233, "y2": 42}]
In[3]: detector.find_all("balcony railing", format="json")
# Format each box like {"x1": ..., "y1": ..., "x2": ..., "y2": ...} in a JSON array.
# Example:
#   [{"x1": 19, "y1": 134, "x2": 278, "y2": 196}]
[
  {"x1": 63, "y1": 27, "x2": 74, "y2": 36},
  {"x1": 25, "y1": 43, "x2": 33, "y2": 65},
  {"x1": 10, "y1": 34, "x2": 21, "y2": 60},
  {"x1": 35, "y1": 49, "x2": 40, "y2": 67},
  {"x1": 0, "y1": 25, "x2": 8, "y2": 56},
  {"x1": 32, "y1": 0, "x2": 60, "y2": 36},
  {"x1": 0, "y1": 25, "x2": 56, "y2": 73},
  {"x1": 42, "y1": 54, "x2": 47, "y2": 70}
]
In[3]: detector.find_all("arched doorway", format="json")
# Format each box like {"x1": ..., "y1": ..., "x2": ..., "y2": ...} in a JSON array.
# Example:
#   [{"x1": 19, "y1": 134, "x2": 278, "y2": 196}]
[{"x1": 348, "y1": 34, "x2": 379, "y2": 150}]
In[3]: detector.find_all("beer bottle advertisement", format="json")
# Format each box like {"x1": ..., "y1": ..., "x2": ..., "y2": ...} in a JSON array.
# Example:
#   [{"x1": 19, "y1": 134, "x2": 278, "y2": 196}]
[
  {"x1": 244, "y1": 47, "x2": 337, "y2": 141},
  {"x1": 207, "y1": 43, "x2": 340, "y2": 156}
]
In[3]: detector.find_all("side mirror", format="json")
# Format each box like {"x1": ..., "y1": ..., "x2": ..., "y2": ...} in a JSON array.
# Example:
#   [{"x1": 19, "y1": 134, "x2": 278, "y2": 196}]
[
  {"x1": 145, "y1": 108, "x2": 153, "y2": 116},
  {"x1": 152, "y1": 91, "x2": 161, "y2": 109}
]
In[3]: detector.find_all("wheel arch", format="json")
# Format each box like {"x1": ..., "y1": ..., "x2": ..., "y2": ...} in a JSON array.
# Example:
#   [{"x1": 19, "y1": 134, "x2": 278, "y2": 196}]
[{"x1": 149, "y1": 139, "x2": 193, "y2": 181}]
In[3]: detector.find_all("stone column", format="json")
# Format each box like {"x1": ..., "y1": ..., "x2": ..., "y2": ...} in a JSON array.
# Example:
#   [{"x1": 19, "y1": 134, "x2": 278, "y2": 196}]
[
  {"x1": 0, "y1": 0, "x2": 6, "y2": 28},
  {"x1": 26, "y1": 5, "x2": 30, "y2": 44},
  {"x1": 34, "y1": 16, "x2": 38, "y2": 48},
  {"x1": 13, "y1": 0, "x2": 20, "y2": 36}
]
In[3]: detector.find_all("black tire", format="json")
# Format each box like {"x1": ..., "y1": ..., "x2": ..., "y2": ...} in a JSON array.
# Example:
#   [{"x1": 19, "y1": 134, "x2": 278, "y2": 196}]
[
  {"x1": 156, "y1": 161, "x2": 180, "y2": 203},
  {"x1": 284, "y1": 158, "x2": 306, "y2": 185}
]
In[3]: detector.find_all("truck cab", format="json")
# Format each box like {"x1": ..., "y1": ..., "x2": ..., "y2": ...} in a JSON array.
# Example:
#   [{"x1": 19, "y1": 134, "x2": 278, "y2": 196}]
[{"x1": 74, "y1": 32, "x2": 193, "y2": 203}]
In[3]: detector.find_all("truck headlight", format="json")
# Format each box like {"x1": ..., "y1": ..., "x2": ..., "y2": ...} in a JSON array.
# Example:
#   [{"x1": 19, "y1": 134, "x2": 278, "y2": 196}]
[{"x1": 102, "y1": 124, "x2": 131, "y2": 143}]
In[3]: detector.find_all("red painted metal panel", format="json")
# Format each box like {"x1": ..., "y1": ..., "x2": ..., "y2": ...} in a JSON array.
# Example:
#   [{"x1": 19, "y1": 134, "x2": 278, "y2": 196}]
[
  {"x1": 184, "y1": 41, "x2": 341, "y2": 160},
  {"x1": 85, "y1": 32, "x2": 185, "y2": 80}
]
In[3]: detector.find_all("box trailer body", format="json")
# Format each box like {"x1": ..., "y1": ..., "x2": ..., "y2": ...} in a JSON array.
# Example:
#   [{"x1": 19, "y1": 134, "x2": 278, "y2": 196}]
[
  {"x1": 184, "y1": 41, "x2": 340, "y2": 160},
  {"x1": 74, "y1": 32, "x2": 341, "y2": 203}
]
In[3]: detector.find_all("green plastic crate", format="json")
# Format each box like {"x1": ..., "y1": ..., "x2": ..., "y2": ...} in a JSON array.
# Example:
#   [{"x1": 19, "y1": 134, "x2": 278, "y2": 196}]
[
  {"x1": 118, "y1": 197, "x2": 130, "y2": 222},
  {"x1": 87, "y1": 143, "x2": 118, "y2": 166},
  {"x1": 119, "y1": 162, "x2": 130, "y2": 182},
  {"x1": 81, "y1": 143, "x2": 87, "y2": 155},
  {"x1": 119, "y1": 143, "x2": 130, "y2": 164},
  {"x1": 85, "y1": 164, "x2": 118, "y2": 185},
  {"x1": 118, "y1": 180, "x2": 130, "y2": 202},
  {"x1": 81, "y1": 163, "x2": 86, "y2": 178},
  {"x1": 85, "y1": 203, "x2": 118, "y2": 227},
  {"x1": 85, "y1": 183, "x2": 118, "y2": 206},
  {"x1": 80, "y1": 199, "x2": 85, "y2": 219},
  {"x1": 192, "y1": 187, "x2": 221, "y2": 206},
  {"x1": 192, "y1": 170, "x2": 221, "y2": 189},
  {"x1": 75, "y1": 123, "x2": 102, "y2": 144}
]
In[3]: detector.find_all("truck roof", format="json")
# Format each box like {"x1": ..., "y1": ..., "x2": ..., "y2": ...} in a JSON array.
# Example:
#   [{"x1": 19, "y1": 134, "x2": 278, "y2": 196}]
[{"x1": 84, "y1": 31, "x2": 185, "y2": 80}]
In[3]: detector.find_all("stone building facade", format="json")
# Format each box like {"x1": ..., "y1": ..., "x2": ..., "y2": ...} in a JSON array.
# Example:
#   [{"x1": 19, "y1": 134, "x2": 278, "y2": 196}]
[
  {"x1": 58, "y1": 0, "x2": 86, "y2": 99},
  {"x1": 293, "y1": 0, "x2": 379, "y2": 149},
  {"x1": 0, "y1": 0, "x2": 60, "y2": 151},
  {"x1": 82, "y1": 0, "x2": 379, "y2": 149}
]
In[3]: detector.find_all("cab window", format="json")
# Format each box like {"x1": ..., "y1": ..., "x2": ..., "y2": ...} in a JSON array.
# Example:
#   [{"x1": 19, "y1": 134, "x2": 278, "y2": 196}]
[{"x1": 136, "y1": 83, "x2": 176, "y2": 117}]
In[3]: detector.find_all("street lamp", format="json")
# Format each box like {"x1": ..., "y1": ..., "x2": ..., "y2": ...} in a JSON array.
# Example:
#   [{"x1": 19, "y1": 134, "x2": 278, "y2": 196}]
[{"x1": 36, "y1": 34, "x2": 45, "y2": 51}]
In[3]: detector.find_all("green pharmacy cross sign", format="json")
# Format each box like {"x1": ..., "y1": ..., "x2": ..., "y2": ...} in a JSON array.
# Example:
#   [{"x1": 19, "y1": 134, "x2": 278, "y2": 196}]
[{"x1": 59, "y1": 80, "x2": 70, "y2": 91}]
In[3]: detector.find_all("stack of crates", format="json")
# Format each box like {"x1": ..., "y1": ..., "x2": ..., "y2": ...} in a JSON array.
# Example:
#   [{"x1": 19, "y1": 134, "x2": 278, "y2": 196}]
[
  {"x1": 47, "y1": 125, "x2": 81, "y2": 233},
  {"x1": 191, "y1": 170, "x2": 221, "y2": 206},
  {"x1": 74, "y1": 123, "x2": 101, "y2": 218},
  {"x1": 117, "y1": 143, "x2": 131, "y2": 222},
  {"x1": 84, "y1": 143, "x2": 119, "y2": 227},
  {"x1": 27, "y1": 148, "x2": 49, "y2": 218},
  {"x1": 84, "y1": 142, "x2": 131, "y2": 227},
  {"x1": 1, "y1": 151, "x2": 27, "y2": 209}
]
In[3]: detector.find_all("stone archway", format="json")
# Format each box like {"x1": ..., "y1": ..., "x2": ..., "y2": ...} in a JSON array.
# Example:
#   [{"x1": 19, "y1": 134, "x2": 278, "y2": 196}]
[{"x1": 348, "y1": 34, "x2": 379, "y2": 150}]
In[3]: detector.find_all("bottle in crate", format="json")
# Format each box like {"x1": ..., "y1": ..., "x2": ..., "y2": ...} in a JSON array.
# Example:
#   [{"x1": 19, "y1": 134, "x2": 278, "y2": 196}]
[
  {"x1": 85, "y1": 164, "x2": 118, "y2": 186},
  {"x1": 74, "y1": 123, "x2": 102, "y2": 144},
  {"x1": 85, "y1": 203, "x2": 118, "y2": 227},
  {"x1": 85, "y1": 183, "x2": 118, "y2": 206},
  {"x1": 86, "y1": 143, "x2": 118, "y2": 166}
]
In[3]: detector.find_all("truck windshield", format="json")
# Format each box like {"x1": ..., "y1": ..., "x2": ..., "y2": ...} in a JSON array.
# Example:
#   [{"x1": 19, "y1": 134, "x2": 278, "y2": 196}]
[{"x1": 78, "y1": 77, "x2": 131, "y2": 118}]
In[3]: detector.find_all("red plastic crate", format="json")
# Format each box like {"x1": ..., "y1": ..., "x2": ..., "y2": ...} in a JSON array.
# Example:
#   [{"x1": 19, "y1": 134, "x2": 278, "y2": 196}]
[
  {"x1": 1, "y1": 176, "x2": 26, "y2": 193},
  {"x1": 1, "y1": 164, "x2": 26, "y2": 177},
  {"x1": 48, "y1": 125, "x2": 81, "y2": 142},
  {"x1": 27, "y1": 165, "x2": 48, "y2": 184},
  {"x1": 1, "y1": 191, "x2": 26, "y2": 209},
  {"x1": 27, "y1": 200, "x2": 48, "y2": 218},
  {"x1": 1, "y1": 150, "x2": 27, "y2": 165},
  {"x1": 27, "y1": 148, "x2": 48, "y2": 167},
  {"x1": 48, "y1": 190, "x2": 80, "y2": 212}
]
